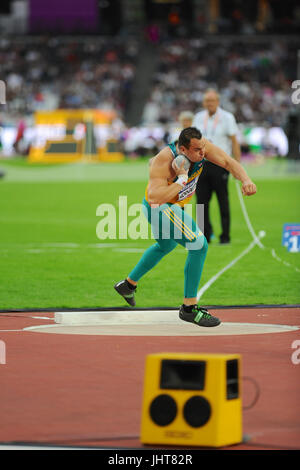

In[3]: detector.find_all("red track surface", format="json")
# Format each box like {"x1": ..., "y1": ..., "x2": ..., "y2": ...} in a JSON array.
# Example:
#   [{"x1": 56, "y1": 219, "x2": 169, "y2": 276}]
[{"x1": 0, "y1": 307, "x2": 299, "y2": 450}]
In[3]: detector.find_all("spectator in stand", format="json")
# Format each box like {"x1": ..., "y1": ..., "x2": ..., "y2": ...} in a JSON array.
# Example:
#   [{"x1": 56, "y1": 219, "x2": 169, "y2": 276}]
[
  {"x1": 167, "y1": 110, "x2": 194, "y2": 143},
  {"x1": 0, "y1": 36, "x2": 138, "y2": 120},
  {"x1": 179, "y1": 111, "x2": 194, "y2": 129},
  {"x1": 143, "y1": 38, "x2": 297, "y2": 129}
]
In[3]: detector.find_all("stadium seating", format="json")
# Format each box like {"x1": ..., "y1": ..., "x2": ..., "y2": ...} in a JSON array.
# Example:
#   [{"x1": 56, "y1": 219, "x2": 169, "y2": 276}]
[
  {"x1": 141, "y1": 37, "x2": 298, "y2": 128},
  {"x1": 0, "y1": 36, "x2": 139, "y2": 119},
  {"x1": 0, "y1": 35, "x2": 297, "y2": 158}
]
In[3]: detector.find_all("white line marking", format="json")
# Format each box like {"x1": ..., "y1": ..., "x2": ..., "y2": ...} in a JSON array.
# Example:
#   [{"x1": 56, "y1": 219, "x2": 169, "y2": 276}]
[
  {"x1": 236, "y1": 180, "x2": 300, "y2": 274},
  {"x1": 22, "y1": 320, "x2": 299, "y2": 337},
  {"x1": 235, "y1": 180, "x2": 264, "y2": 248},
  {"x1": 0, "y1": 329, "x2": 23, "y2": 332},
  {"x1": 0, "y1": 242, "x2": 154, "y2": 253},
  {"x1": 88, "y1": 243, "x2": 128, "y2": 248},
  {"x1": 197, "y1": 182, "x2": 269, "y2": 301},
  {"x1": 113, "y1": 248, "x2": 145, "y2": 253},
  {"x1": 42, "y1": 243, "x2": 80, "y2": 247},
  {"x1": 24, "y1": 324, "x2": 59, "y2": 331},
  {"x1": 271, "y1": 249, "x2": 300, "y2": 273},
  {"x1": 31, "y1": 316, "x2": 53, "y2": 320},
  {"x1": 197, "y1": 233, "x2": 265, "y2": 301}
]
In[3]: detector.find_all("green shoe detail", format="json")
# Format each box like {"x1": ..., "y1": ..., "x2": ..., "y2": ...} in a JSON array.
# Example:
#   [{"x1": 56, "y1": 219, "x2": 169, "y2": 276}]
[
  {"x1": 179, "y1": 305, "x2": 221, "y2": 327},
  {"x1": 194, "y1": 310, "x2": 204, "y2": 323}
]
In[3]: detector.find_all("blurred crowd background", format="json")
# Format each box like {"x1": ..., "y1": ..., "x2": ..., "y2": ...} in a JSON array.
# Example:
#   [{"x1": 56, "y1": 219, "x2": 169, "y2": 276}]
[{"x1": 0, "y1": 0, "x2": 299, "y2": 159}]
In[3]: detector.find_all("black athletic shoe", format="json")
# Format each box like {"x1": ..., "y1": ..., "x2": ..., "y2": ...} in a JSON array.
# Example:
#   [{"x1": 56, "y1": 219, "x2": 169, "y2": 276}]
[
  {"x1": 179, "y1": 305, "x2": 221, "y2": 327},
  {"x1": 114, "y1": 279, "x2": 136, "y2": 306}
]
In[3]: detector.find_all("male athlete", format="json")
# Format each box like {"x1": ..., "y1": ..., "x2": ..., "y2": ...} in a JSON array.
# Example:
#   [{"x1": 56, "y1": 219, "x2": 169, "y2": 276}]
[{"x1": 114, "y1": 127, "x2": 256, "y2": 327}]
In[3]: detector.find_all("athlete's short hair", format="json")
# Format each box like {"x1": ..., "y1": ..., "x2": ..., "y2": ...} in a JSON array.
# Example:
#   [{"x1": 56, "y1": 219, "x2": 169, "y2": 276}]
[{"x1": 178, "y1": 127, "x2": 202, "y2": 149}]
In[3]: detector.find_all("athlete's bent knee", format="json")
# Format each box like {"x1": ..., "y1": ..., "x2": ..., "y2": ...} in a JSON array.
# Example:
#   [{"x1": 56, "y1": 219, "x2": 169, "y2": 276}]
[{"x1": 186, "y1": 234, "x2": 208, "y2": 252}]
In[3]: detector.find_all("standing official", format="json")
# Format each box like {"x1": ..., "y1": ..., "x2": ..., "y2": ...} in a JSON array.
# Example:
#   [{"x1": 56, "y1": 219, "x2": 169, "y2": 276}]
[{"x1": 193, "y1": 89, "x2": 241, "y2": 244}]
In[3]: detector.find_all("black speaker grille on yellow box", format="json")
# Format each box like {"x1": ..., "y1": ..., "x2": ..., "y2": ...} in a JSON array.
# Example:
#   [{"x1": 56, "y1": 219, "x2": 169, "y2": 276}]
[
  {"x1": 226, "y1": 359, "x2": 239, "y2": 399},
  {"x1": 160, "y1": 360, "x2": 206, "y2": 390},
  {"x1": 149, "y1": 394, "x2": 177, "y2": 426},
  {"x1": 183, "y1": 396, "x2": 211, "y2": 428}
]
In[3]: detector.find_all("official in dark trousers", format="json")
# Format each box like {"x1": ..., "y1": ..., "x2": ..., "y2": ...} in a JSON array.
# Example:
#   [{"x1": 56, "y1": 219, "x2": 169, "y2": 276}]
[{"x1": 193, "y1": 89, "x2": 241, "y2": 244}]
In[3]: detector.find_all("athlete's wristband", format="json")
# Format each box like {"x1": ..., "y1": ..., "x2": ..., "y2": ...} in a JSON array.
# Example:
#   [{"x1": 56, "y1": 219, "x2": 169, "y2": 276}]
[{"x1": 175, "y1": 174, "x2": 188, "y2": 187}]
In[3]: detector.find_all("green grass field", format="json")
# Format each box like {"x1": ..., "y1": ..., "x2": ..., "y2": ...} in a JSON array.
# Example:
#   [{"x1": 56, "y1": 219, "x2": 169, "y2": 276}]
[{"x1": 0, "y1": 157, "x2": 299, "y2": 309}]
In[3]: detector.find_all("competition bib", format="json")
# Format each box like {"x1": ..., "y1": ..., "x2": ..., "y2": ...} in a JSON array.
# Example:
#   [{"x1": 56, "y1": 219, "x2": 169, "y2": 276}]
[{"x1": 178, "y1": 177, "x2": 199, "y2": 201}]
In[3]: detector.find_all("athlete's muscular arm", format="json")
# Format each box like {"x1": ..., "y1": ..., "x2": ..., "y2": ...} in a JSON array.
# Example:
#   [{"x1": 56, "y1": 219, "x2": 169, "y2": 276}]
[
  {"x1": 147, "y1": 147, "x2": 188, "y2": 205},
  {"x1": 204, "y1": 140, "x2": 256, "y2": 196}
]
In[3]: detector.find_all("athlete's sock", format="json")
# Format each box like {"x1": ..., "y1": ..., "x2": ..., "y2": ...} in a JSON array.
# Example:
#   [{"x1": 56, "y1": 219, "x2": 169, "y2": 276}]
[
  {"x1": 128, "y1": 241, "x2": 176, "y2": 282},
  {"x1": 182, "y1": 304, "x2": 197, "y2": 312},
  {"x1": 184, "y1": 235, "x2": 208, "y2": 298},
  {"x1": 125, "y1": 279, "x2": 136, "y2": 290}
]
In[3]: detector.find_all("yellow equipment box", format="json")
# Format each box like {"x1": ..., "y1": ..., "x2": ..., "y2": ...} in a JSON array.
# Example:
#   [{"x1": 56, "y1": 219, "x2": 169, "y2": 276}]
[{"x1": 140, "y1": 352, "x2": 242, "y2": 448}]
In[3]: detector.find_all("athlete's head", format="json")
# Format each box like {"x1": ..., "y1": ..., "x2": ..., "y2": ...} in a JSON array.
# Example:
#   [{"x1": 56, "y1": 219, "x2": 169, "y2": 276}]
[{"x1": 178, "y1": 127, "x2": 205, "y2": 162}]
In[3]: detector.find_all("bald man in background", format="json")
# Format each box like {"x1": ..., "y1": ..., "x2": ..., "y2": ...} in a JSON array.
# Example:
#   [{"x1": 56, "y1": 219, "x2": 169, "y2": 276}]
[{"x1": 193, "y1": 89, "x2": 241, "y2": 244}]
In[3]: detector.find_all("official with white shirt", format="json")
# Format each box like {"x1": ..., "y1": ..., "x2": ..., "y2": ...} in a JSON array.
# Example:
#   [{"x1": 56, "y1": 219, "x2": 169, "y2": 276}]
[{"x1": 193, "y1": 89, "x2": 241, "y2": 244}]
